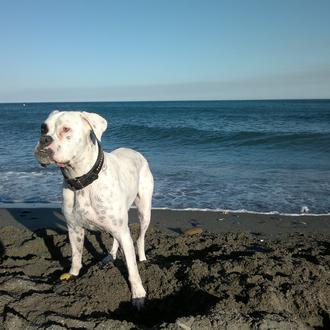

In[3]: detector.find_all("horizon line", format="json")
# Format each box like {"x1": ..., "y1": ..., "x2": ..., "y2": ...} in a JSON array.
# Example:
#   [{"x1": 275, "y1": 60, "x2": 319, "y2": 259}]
[{"x1": 1, "y1": 97, "x2": 330, "y2": 105}]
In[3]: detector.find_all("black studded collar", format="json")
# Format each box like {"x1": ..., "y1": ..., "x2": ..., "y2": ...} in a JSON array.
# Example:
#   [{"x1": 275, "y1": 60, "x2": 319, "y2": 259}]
[{"x1": 61, "y1": 140, "x2": 104, "y2": 191}]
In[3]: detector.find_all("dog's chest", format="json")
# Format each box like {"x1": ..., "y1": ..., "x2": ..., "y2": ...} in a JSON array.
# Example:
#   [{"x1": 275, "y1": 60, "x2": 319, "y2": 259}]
[{"x1": 72, "y1": 189, "x2": 109, "y2": 230}]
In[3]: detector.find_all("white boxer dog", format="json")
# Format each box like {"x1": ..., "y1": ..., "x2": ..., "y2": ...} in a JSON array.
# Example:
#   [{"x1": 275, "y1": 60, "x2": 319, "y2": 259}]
[{"x1": 34, "y1": 110, "x2": 154, "y2": 309}]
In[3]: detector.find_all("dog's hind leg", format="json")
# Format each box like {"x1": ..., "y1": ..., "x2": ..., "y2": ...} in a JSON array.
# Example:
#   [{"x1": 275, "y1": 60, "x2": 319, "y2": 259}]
[
  {"x1": 110, "y1": 237, "x2": 119, "y2": 260},
  {"x1": 135, "y1": 163, "x2": 154, "y2": 262},
  {"x1": 102, "y1": 237, "x2": 120, "y2": 264}
]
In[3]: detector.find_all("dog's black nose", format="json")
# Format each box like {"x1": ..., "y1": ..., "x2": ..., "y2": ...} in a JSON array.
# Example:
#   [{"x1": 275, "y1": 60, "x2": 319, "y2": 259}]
[{"x1": 39, "y1": 135, "x2": 53, "y2": 147}]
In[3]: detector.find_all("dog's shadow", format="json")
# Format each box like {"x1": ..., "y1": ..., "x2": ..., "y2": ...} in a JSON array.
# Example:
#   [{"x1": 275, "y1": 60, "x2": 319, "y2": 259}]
[
  {"x1": 34, "y1": 229, "x2": 114, "y2": 281},
  {"x1": 112, "y1": 286, "x2": 220, "y2": 328}
]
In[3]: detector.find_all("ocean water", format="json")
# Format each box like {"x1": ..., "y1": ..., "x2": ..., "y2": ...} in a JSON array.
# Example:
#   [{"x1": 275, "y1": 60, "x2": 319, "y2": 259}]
[{"x1": 0, "y1": 100, "x2": 329, "y2": 214}]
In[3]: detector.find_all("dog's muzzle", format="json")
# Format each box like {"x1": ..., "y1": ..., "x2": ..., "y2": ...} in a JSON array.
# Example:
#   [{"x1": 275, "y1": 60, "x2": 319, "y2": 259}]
[{"x1": 35, "y1": 135, "x2": 54, "y2": 167}]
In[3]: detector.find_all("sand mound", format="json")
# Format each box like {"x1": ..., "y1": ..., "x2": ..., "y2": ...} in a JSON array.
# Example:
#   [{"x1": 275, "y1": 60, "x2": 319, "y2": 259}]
[{"x1": 0, "y1": 225, "x2": 329, "y2": 329}]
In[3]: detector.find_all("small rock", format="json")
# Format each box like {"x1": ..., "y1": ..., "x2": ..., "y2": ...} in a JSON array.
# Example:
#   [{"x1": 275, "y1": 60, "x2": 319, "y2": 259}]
[{"x1": 183, "y1": 227, "x2": 204, "y2": 236}]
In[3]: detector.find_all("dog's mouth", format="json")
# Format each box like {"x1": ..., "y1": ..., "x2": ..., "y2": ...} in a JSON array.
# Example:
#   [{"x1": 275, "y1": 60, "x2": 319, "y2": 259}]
[
  {"x1": 47, "y1": 153, "x2": 70, "y2": 168},
  {"x1": 35, "y1": 145, "x2": 52, "y2": 167},
  {"x1": 35, "y1": 144, "x2": 69, "y2": 168},
  {"x1": 54, "y1": 160, "x2": 69, "y2": 168}
]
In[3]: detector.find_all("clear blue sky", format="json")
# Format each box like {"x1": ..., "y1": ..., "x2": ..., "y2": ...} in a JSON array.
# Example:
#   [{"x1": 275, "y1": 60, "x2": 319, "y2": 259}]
[{"x1": 1, "y1": 0, "x2": 330, "y2": 102}]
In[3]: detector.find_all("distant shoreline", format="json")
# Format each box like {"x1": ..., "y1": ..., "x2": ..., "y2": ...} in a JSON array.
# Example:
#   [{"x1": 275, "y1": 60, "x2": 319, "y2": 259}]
[{"x1": 1, "y1": 98, "x2": 330, "y2": 105}]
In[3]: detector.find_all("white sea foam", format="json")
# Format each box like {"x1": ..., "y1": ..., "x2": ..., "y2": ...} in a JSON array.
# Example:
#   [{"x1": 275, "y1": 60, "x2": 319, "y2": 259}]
[
  {"x1": 2, "y1": 202, "x2": 327, "y2": 217},
  {"x1": 151, "y1": 207, "x2": 330, "y2": 217}
]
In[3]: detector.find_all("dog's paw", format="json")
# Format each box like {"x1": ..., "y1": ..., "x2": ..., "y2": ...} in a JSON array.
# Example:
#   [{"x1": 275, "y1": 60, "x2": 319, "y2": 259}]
[
  {"x1": 101, "y1": 255, "x2": 115, "y2": 264},
  {"x1": 59, "y1": 273, "x2": 76, "y2": 281},
  {"x1": 132, "y1": 297, "x2": 145, "y2": 311}
]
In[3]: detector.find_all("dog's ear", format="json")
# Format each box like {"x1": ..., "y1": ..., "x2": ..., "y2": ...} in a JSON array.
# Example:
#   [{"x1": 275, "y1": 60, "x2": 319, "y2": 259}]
[
  {"x1": 80, "y1": 112, "x2": 108, "y2": 141},
  {"x1": 48, "y1": 110, "x2": 60, "y2": 119}
]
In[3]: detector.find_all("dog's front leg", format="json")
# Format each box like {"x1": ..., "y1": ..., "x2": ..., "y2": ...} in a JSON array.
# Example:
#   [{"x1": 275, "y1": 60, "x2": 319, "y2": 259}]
[{"x1": 60, "y1": 225, "x2": 85, "y2": 281}]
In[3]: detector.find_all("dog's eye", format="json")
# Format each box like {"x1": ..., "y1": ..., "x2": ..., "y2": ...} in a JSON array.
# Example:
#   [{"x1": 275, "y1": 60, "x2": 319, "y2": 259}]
[{"x1": 62, "y1": 127, "x2": 71, "y2": 133}]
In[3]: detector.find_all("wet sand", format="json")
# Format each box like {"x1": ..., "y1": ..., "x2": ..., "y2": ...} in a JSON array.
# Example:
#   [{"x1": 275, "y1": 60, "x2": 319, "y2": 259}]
[
  {"x1": 1, "y1": 207, "x2": 330, "y2": 237},
  {"x1": 0, "y1": 207, "x2": 329, "y2": 329}
]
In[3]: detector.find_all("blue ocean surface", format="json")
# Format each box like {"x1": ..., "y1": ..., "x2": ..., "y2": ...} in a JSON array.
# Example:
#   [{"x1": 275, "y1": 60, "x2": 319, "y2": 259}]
[{"x1": 0, "y1": 100, "x2": 329, "y2": 214}]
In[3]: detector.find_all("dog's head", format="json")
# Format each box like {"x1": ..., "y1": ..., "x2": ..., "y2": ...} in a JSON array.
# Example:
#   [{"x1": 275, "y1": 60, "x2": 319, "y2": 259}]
[{"x1": 34, "y1": 111, "x2": 107, "y2": 168}]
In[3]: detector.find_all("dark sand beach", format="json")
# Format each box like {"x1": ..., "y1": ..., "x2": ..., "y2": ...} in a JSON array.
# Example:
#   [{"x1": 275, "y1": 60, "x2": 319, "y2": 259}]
[{"x1": 0, "y1": 208, "x2": 329, "y2": 329}]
